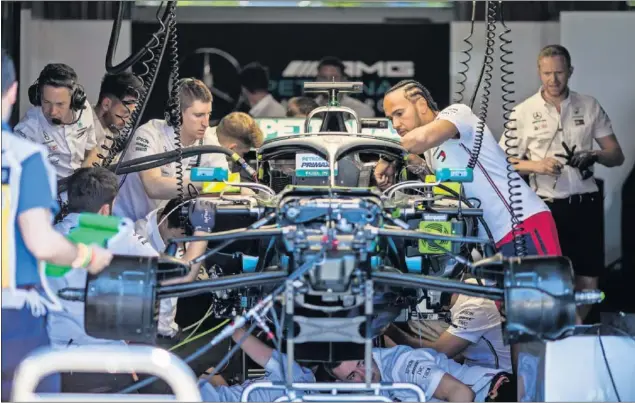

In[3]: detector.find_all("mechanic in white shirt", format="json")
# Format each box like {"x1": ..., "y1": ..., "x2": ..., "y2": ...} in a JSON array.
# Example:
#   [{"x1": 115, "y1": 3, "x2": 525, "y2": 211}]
[
  {"x1": 113, "y1": 78, "x2": 229, "y2": 222},
  {"x1": 14, "y1": 63, "x2": 97, "y2": 179},
  {"x1": 502, "y1": 45, "x2": 624, "y2": 321},
  {"x1": 84, "y1": 71, "x2": 144, "y2": 167},
  {"x1": 325, "y1": 345, "x2": 515, "y2": 402},
  {"x1": 200, "y1": 326, "x2": 316, "y2": 402},
  {"x1": 377, "y1": 79, "x2": 562, "y2": 257},
  {"x1": 383, "y1": 279, "x2": 511, "y2": 371},
  {"x1": 315, "y1": 56, "x2": 376, "y2": 118},
  {"x1": 49, "y1": 167, "x2": 158, "y2": 393},
  {"x1": 239, "y1": 62, "x2": 286, "y2": 118}
]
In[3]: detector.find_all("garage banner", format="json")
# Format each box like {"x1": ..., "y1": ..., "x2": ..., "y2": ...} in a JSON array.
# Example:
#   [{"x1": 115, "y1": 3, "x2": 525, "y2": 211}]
[{"x1": 132, "y1": 22, "x2": 450, "y2": 122}]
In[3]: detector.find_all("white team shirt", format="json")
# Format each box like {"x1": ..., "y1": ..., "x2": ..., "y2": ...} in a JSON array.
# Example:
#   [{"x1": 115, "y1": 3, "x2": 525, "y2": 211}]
[
  {"x1": 14, "y1": 101, "x2": 97, "y2": 179},
  {"x1": 374, "y1": 345, "x2": 502, "y2": 402},
  {"x1": 446, "y1": 280, "x2": 511, "y2": 370},
  {"x1": 48, "y1": 213, "x2": 158, "y2": 348},
  {"x1": 199, "y1": 350, "x2": 315, "y2": 402},
  {"x1": 249, "y1": 94, "x2": 286, "y2": 118},
  {"x1": 134, "y1": 208, "x2": 180, "y2": 337},
  {"x1": 113, "y1": 119, "x2": 229, "y2": 222},
  {"x1": 426, "y1": 104, "x2": 549, "y2": 243},
  {"x1": 501, "y1": 89, "x2": 614, "y2": 199}
]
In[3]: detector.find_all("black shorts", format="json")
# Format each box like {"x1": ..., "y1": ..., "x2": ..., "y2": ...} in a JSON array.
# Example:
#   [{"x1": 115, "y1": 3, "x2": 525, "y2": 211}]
[{"x1": 545, "y1": 191, "x2": 604, "y2": 278}]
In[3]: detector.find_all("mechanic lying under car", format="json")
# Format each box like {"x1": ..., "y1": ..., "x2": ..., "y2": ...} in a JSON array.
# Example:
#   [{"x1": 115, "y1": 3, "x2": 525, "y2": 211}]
[
  {"x1": 199, "y1": 326, "x2": 316, "y2": 402},
  {"x1": 325, "y1": 345, "x2": 515, "y2": 402}
]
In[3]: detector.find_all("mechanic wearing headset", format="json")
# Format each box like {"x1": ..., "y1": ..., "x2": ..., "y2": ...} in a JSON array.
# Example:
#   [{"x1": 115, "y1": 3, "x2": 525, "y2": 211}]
[
  {"x1": 315, "y1": 56, "x2": 375, "y2": 118},
  {"x1": 239, "y1": 62, "x2": 286, "y2": 118},
  {"x1": 377, "y1": 80, "x2": 561, "y2": 258},
  {"x1": 113, "y1": 78, "x2": 229, "y2": 222},
  {"x1": 325, "y1": 345, "x2": 515, "y2": 402},
  {"x1": 83, "y1": 71, "x2": 144, "y2": 167},
  {"x1": 14, "y1": 63, "x2": 97, "y2": 179},
  {"x1": 1, "y1": 51, "x2": 112, "y2": 401},
  {"x1": 199, "y1": 326, "x2": 316, "y2": 402},
  {"x1": 383, "y1": 278, "x2": 511, "y2": 371},
  {"x1": 503, "y1": 45, "x2": 624, "y2": 321}
]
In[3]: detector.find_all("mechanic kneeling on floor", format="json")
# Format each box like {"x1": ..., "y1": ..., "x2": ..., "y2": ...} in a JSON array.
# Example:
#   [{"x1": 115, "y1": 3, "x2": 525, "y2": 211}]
[
  {"x1": 383, "y1": 278, "x2": 511, "y2": 372},
  {"x1": 50, "y1": 167, "x2": 158, "y2": 393},
  {"x1": 114, "y1": 77, "x2": 229, "y2": 222},
  {"x1": 50, "y1": 167, "x2": 214, "y2": 393}
]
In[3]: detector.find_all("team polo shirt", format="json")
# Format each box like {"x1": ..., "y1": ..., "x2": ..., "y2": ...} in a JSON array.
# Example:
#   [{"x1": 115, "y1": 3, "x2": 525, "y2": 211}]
[
  {"x1": 501, "y1": 89, "x2": 614, "y2": 199},
  {"x1": 373, "y1": 345, "x2": 502, "y2": 402},
  {"x1": 113, "y1": 119, "x2": 228, "y2": 222},
  {"x1": 14, "y1": 101, "x2": 97, "y2": 179}
]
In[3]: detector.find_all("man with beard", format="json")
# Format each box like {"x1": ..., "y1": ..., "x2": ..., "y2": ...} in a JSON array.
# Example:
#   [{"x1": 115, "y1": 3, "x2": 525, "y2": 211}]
[
  {"x1": 377, "y1": 79, "x2": 561, "y2": 257},
  {"x1": 83, "y1": 71, "x2": 143, "y2": 166}
]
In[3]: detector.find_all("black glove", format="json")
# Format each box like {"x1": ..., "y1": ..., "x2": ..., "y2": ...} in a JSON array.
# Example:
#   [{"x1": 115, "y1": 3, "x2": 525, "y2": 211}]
[
  {"x1": 555, "y1": 142, "x2": 596, "y2": 180},
  {"x1": 569, "y1": 150, "x2": 598, "y2": 171},
  {"x1": 188, "y1": 199, "x2": 216, "y2": 233}
]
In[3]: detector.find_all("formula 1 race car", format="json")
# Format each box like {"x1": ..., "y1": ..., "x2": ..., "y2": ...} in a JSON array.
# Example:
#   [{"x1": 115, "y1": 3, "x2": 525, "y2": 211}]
[{"x1": 46, "y1": 82, "x2": 597, "y2": 402}]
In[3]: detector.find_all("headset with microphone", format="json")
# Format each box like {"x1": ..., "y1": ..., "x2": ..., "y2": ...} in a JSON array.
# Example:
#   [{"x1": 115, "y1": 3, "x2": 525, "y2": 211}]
[{"x1": 28, "y1": 63, "x2": 87, "y2": 125}]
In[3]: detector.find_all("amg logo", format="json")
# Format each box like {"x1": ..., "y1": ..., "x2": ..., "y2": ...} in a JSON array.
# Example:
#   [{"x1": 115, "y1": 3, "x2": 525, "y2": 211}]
[{"x1": 282, "y1": 61, "x2": 414, "y2": 78}]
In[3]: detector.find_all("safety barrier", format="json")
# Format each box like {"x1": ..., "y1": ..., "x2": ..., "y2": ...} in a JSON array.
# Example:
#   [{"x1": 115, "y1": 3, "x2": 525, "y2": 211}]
[{"x1": 12, "y1": 345, "x2": 202, "y2": 402}]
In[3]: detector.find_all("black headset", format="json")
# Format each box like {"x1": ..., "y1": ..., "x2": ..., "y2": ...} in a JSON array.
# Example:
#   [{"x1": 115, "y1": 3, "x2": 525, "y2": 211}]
[
  {"x1": 165, "y1": 78, "x2": 196, "y2": 127},
  {"x1": 28, "y1": 63, "x2": 87, "y2": 111}
]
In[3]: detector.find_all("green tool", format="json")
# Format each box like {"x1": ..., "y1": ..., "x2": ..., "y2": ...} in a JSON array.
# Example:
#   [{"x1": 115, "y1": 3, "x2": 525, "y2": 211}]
[{"x1": 46, "y1": 213, "x2": 123, "y2": 277}]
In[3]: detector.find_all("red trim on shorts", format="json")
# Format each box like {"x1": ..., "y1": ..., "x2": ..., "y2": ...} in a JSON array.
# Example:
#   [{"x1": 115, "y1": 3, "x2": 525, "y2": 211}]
[{"x1": 496, "y1": 211, "x2": 562, "y2": 256}]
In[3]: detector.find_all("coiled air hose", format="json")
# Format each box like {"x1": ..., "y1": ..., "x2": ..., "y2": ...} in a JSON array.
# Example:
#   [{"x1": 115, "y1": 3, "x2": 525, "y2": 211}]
[
  {"x1": 98, "y1": 2, "x2": 173, "y2": 170},
  {"x1": 467, "y1": 0, "x2": 497, "y2": 170},
  {"x1": 454, "y1": 1, "x2": 477, "y2": 104},
  {"x1": 499, "y1": 1, "x2": 528, "y2": 257},
  {"x1": 105, "y1": 2, "x2": 166, "y2": 76},
  {"x1": 459, "y1": 1, "x2": 526, "y2": 258},
  {"x1": 164, "y1": 6, "x2": 186, "y2": 228}
]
